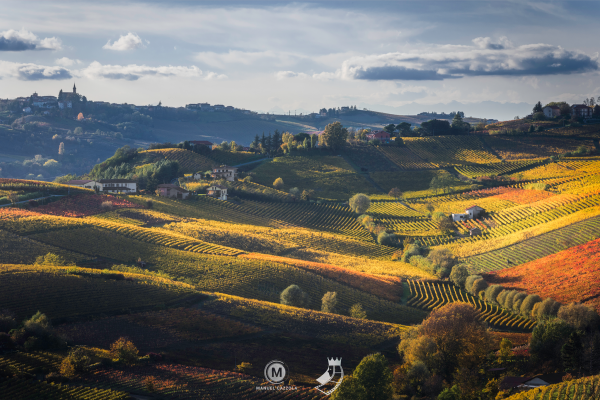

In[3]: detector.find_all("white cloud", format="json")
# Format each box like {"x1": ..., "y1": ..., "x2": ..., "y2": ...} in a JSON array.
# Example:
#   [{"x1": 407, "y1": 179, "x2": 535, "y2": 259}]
[
  {"x1": 0, "y1": 60, "x2": 71, "y2": 80},
  {"x1": 102, "y1": 32, "x2": 144, "y2": 51},
  {"x1": 334, "y1": 38, "x2": 599, "y2": 81},
  {"x1": 195, "y1": 50, "x2": 302, "y2": 70},
  {"x1": 0, "y1": 28, "x2": 62, "y2": 51},
  {"x1": 55, "y1": 57, "x2": 81, "y2": 67},
  {"x1": 81, "y1": 61, "x2": 202, "y2": 80},
  {"x1": 204, "y1": 72, "x2": 228, "y2": 80},
  {"x1": 275, "y1": 71, "x2": 307, "y2": 80}
]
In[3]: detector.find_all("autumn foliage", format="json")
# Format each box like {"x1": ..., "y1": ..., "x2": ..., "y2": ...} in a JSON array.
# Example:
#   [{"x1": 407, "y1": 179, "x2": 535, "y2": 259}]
[
  {"x1": 240, "y1": 253, "x2": 402, "y2": 301},
  {"x1": 485, "y1": 238, "x2": 600, "y2": 313},
  {"x1": 35, "y1": 194, "x2": 140, "y2": 217}
]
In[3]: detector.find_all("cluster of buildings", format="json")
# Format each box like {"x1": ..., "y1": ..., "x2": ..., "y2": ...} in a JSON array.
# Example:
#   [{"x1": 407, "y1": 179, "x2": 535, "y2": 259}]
[
  {"x1": 542, "y1": 103, "x2": 599, "y2": 119},
  {"x1": 185, "y1": 102, "x2": 252, "y2": 114},
  {"x1": 65, "y1": 165, "x2": 238, "y2": 201}
]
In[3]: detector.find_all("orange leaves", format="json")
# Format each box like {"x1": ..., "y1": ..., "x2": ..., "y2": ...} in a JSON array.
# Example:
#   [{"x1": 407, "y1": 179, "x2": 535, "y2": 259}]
[
  {"x1": 486, "y1": 238, "x2": 600, "y2": 313},
  {"x1": 35, "y1": 194, "x2": 140, "y2": 217}
]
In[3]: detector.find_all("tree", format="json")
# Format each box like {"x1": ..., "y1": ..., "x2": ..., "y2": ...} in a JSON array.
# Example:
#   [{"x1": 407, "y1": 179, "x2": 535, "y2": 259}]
[
  {"x1": 419, "y1": 303, "x2": 492, "y2": 379},
  {"x1": 273, "y1": 177, "x2": 284, "y2": 189},
  {"x1": 520, "y1": 294, "x2": 542, "y2": 317},
  {"x1": 331, "y1": 375, "x2": 362, "y2": 400},
  {"x1": 472, "y1": 278, "x2": 488, "y2": 298},
  {"x1": 534, "y1": 297, "x2": 561, "y2": 320},
  {"x1": 7, "y1": 192, "x2": 19, "y2": 206},
  {"x1": 530, "y1": 319, "x2": 573, "y2": 364},
  {"x1": 351, "y1": 353, "x2": 394, "y2": 400},
  {"x1": 74, "y1": 127, "x2": 83, "y2": 135},
  {"x1": 280, "y1": 284, "x2": 309, "y2": 308},
  {"x1": 484, "y1": 285, "x2": 504, "y2": 304},
  {"x1": 377, "y1": 231, "x2": 396, "y2": 246},
  {"x1": 349, "y1": 193, "x2": 371, "y2": 214},
  {"x1": 289, "y1": 187, "x2": 300, "y2": 197},
  {"x1": 77, "y1": 113, "x2": 84, "y2": 121},
  {"x1": 396, "y1": 122, "x2": 412, "y2": 136},
  {"x1": 58, "y1": 142, "x2": 65, "y2": 155},
  {"x1": 451, "y1": 113, "x2": 470, "y2": 133},
  {"x1": 557, "y1": 303, "x2": 599, "y2": 330},
  {"x1": 320, "y1": 122, "x2": 348, "y2": 151},
  {"x1": 427, "y1": 248, "x2": 456, "y2": 274},
  {"x1": 350, "y1": 303, "x2": 367, "y2": 319},
  {"x1": 438, "y1": 218, "x2": 455, "y2": 235},
  {"x1": 383, "y1": 124, "x2": 396, "y2": 135},
  {"x1": 421, "y1": 119, "x2": 451, "y2": 136},
  {"x1": 449, "y1": 265, "x2": 469, "y2": 289},
  {"x1": 110, "y1": 337, "x2": 139, "y2": 364},
  {"x1": 321, "y1": 292, "x2": 338, "y2": 313},
  {"x1": 498, "y1": 338, "x2": 512, "y2": 364},
  {"x1": 561, "y1": 332, "x2": 583, "y2": 373},
  {"x1": 388, "y1": 187, "x2": 402, "y2": 201},
  {"x1": 533, "y1": 101, "x2": 543, "y2": 113}
]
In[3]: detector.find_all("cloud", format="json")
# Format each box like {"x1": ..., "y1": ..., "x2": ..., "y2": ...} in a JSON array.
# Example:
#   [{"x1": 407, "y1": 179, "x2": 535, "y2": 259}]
[
  {"x1": 81, "y1": 61, "x2": 202, "y2": 80},
  {"x1": 336, "y1": 38, "x2": 598, "y2": 81},
  {"x1": 102, "y1": 32, "x2": 144, "y2": 51},
  {"x1": 0, "y1": 61, "x2": 71, "y2": 80},
  {"x1": 204, "y1": 72, "x2": 228, "y2": 80},
  {"x1": 275, "y1": 71, "x2": 308, "y2": 80},
  {"x1": 55, "y1": 57, "x2": 81, "y2": 67},
  {"x1": 0, "y1": 29, "x2": 62, "y2": 51},
  {"x1": 195, "y1": 50, "x2": 303, "y2": 70}
]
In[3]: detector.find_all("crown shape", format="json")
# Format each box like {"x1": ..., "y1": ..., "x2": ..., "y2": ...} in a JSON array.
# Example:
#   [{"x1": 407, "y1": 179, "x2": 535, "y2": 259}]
[{"x1": 327, "y1": 357, "x2": 342, "y2": 366}]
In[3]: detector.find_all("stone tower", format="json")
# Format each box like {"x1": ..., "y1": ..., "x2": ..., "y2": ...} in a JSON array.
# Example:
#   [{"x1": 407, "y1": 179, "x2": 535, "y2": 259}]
[{"x1": 73, "y1": 83, "x2": 76, "y2": 94}]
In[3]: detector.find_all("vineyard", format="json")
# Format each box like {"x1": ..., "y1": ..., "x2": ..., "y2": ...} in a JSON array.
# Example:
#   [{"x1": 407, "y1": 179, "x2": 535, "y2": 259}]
[
  {"x1": 139, "y1": 148, "x2": 215, "y2": 173},
  {"x1": 455, "y1": 159, "x2": 543, "y2": 179},
  {"x1": 376, "y1": 146, "x2": 436, "y2": 170},
  {"x1": 342, "y1": 145, "x2": 400, "y2": 171},
  {"x1": 403, "y1": 136, "x2": 500, "y2": 166},
  {"x1": 370, "y1": 169, "x2": 469, "y2": 195},
  {"x1": 482, "y1": 136, "x2": 593, "y2": 160},
  {"x1": 406, "y1": 280, "x2": 536, "y2": 331},
  {"x1": 484, "y1": 237, "x2": 600, "y2": 313},
  {"x1": 0, "y1": 264, "x2": 198, "y2": 320},
  {"x1": 250, "y1": 155, "x2": 377, "y2": 200},
  {"x1": 208, "y1": 149, "x2": 264, "y2": 166},
  {"x1": 504, "y1": 374, "x2": 600, "y2": 400},
  {"x1": 0, "y1": 377, "x2": 130, "y2": 400}
]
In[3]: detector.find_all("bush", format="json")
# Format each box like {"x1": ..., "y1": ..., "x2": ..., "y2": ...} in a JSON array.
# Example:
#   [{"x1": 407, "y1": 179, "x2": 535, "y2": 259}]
[
  {"x1": 349, "y1": 193, "x2": 371, "y2": 214},
  {"x1": 557, "y1": 303, "x2": 599, "y2": 330},
  {"x1": 471, "y1": 278, "x2": 488, "y2": 295},
  {"x1": 145, "y1": 199, "x2": 153, "y2": 208},
  {"x1": 449, "y1": 265, "x2": 469, "y2": 289},
  {"x1": 321, "y1": 292, "x2": 338, "y2": 313},
  {"x1": 273, "y1": 177, "x2": 284, "y2": 189},
  {"x1": 60, "y1": 347, "x2": 91, "y2": 377},
  {"x1": 520, "y1": 294, "x2": 542, "y2": 317},
  {"x1": 409, "y1": 255, "x2": 435, "y2": 275},
  {"x1": 427, "y1": 249, "x2": 456, "y2": 271},
  {"x1": 401, "y1": 242, "x2": 423, "y2": 263},
  {"x1": 534, "y1": 297, "x2": 561, "y2": 320},
  {"x1": 110, "y1": 337, "x2": 139, "y2": 365},
  {"x1": 100, "y1": 201, "x2": 113, "y2": 210},
  {"x1": 484, "y1": 285, "x2": 504, "y2": 304},
  {"x1": 35, "y1": 253, "x2": 67, "y2": 266},
  {"x1": 464, "y1": 275, "x2": 483, "y2": 295},
  {"x1": 350, "y1": 303, "x2": 367, "y2": 319},
  {"x1": 512, "y1": 293, "x2": 527, "y2": 313},
  {"x1": 289, "y1": 187, "x2": 300, "y2": 197},
  {"x1": 377, "y1": 231, "x2": 396, "y2": 246},
  {"x1": 280, "y1": 284, "x2": 310, "y2": 308}
]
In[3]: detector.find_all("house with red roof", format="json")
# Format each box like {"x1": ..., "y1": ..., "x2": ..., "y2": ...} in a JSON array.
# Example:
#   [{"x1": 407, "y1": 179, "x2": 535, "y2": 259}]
[
  {"x1": 542, "y1": 105, "x2": 561, "y2": 118},
  {"x1": 571, "y1": 104, "x2": 593, "y2": 119},
  {"x1": 366, "y1": 130, "x2": 391, "y2": 143}
]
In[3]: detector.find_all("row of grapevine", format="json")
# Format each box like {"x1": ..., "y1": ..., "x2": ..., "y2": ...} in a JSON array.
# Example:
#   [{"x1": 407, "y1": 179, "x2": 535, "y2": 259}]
[
  {"x1": 140, "y1": 148, "x2": 215, "y2": 173},
  {"x1": 376, "y1": 146, "x2": 437, "y2": 169},
  {"x1": 0, "y1": 377, "x2": 130, "y2": 400},
  {"x1": 455, "y1": 159, "x2": 543, "y2": 179},
  {"x1": 403, "y1": 136, "x2": 501, "y2": 166},
  {"x1": 86, "y1": 217, "x2": 245, "y2": 256},
  {"x1": 465, "y1": 215, "x2": 600, "y2": 272},
  {"x1": 367, "y1": 201, "x2": 424, "y2": 218},
  {"x1": 406, "y1": 280, "x2": 536, "y2": 331}
]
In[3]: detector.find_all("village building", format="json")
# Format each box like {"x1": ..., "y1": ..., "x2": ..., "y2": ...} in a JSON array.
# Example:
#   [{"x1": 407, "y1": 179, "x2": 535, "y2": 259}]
[
  {"x1": 65, "y1": 179, "x2": 99, "y2": 190},
  {"x1": 156, "y1": 184, "x2": 190, "y2": 199},
  {"x1": 206, "y1": 184, "x2": 228, "y2": 200},
  {"x1": 542, "y1": 105, "x2": 561, "y2": 118},
  {"x1": 452, "y1": 205, "x2": 485, "y2": 222},
  {"x1": 189, "y1": 140, "x2": 213, "y2": 149},
  {"x1": 571, "y1": 104, "x2": 594, "y2": 119},
  {"x1": 366, "y1": 130, "x2": 391, "y2": 143},
  {"x1": 97, "y1": 179, "x2": 137, "y2": 194},
  {"x1": 212, "y1": 165, "x2": 238, "y2": 181}
]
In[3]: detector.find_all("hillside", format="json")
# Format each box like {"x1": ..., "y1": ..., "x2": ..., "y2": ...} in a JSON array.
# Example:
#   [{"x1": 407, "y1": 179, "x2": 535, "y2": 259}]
[{"x1": 2, "y1": 125, "x2": 600, "y2": 398}]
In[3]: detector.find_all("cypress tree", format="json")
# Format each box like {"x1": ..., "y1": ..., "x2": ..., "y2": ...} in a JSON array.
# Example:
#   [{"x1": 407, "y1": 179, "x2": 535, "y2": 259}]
[{"x1": 561, "y1": 332, "x2": 583, "y2": 373}]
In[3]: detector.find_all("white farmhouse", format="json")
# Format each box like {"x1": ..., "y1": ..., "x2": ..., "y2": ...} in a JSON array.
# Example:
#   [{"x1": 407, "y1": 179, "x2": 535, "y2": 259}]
[{"x1": 207, "y1": 184, "x2": 228, "y2": 200}]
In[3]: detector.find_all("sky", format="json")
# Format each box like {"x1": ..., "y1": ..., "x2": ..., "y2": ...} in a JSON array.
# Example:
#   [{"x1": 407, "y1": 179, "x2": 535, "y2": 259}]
[{"x1": 0, "y1": 0, "x2": 599, "y2": 120}]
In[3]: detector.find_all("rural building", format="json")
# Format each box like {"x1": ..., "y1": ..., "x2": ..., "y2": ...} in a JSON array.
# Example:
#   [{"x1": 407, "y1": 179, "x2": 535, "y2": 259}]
[
  {"x1": 366, "y1": 131, "x2": 391, "y2": 143},
  {"x1": 500, "y1": 374, "x2": 565, "y2": 391},
  {"x1": 542, "y1": 105, "x2": 560, "y2": 118},
  {"x1": 207, "y1": 184, "x2": 228, "y2": 200},
  {"x1": 571, "y1": 104, "x2": 593, "y2": 119},
  {"x1": 452, "y1": 205, "x2": 485, "y2": 222},
  {"x1": 213, "y1": 104, "x2": 225, "y2": 111},
  {"x1": 190, "y1": 140, "x2": 213, "y2": 149},
  {"x1": 192, "y1": 171, "x2": 209, "y2": 180},
  {"x1": 212, "y1": 165, "x2": 238, "y2": 181},
  {"x1": 156, "y1": 184, "x2": 190, "y2": 199},
  {"x1": 469, "y1": 227, "x2": 482, "y2": 236},
  {"x1": 97, "y1": 179, "x2": 137, "y2": 194}
]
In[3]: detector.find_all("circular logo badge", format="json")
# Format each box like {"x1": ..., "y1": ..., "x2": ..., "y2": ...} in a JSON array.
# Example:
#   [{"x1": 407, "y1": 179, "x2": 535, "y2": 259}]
[{"x1": 264, "y1": 360, "x2": 288, "y2": 385}]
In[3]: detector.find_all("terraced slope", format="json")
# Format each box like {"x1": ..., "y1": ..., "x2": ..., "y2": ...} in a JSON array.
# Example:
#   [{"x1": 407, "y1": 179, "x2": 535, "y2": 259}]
[{"x1": 464, "y1": 215, "x2": 600, "y2": 272}]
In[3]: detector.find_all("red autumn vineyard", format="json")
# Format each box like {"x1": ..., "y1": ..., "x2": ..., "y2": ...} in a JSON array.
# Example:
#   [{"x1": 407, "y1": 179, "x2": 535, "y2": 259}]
[
  {"x1": 485, "y1": 237, "x2": 600, "y2": 313},
  {"x1": 34, "y1": 194, "x2": 141, "y2": 217}
]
